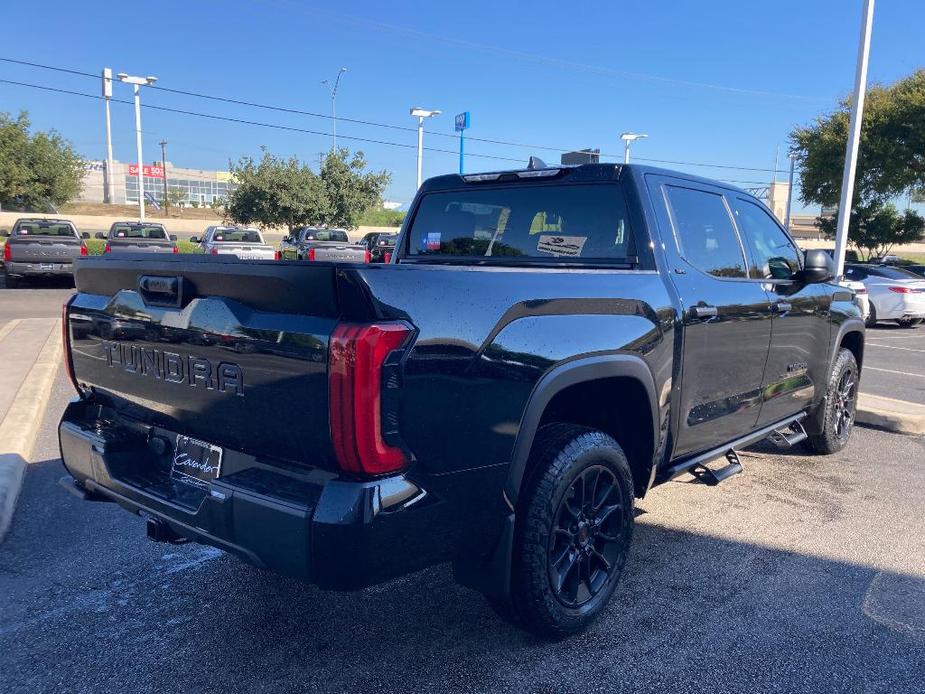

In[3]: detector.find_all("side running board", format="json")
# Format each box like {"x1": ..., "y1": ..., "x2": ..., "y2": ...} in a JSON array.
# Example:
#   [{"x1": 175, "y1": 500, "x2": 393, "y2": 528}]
[
  {"x1": 688, "y1": 450, "x2": 743, "y2": 486},
  {"x1": 767, "y1": 420, "x2": 808, "y2": 448}
]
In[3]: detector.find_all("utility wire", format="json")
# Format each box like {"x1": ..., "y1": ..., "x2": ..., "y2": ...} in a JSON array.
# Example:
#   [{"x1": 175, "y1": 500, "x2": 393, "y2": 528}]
[{"x1": 0, "y1": 57, "x2": 791, "y2": 174}]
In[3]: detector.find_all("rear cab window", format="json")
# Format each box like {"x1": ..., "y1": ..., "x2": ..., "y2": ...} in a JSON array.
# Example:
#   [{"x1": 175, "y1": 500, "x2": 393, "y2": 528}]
[
  {"x1": 403, "y1": 183, "x2": 636, "y2": 264},
  {"x1": 213, "y1": 229, "x2": 263, "y2": 243},
  {"x1": 110, "y1": 224, "x2": 167, "y2": 240},
  {"x1": 14, "y1": 220, "x2": 77, "y2": 237},
  {"x1": 301, "y1": 229, "x2": 348, "y2": 242}
]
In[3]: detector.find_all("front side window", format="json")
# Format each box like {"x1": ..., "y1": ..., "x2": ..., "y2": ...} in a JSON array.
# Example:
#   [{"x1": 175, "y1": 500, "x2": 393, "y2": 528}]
[
  {"x1": 733, "y1": 199, "x2": 800, "y2": 280},
  {"x1": 664, "y1": 186, "x2": 746, "y2": 278},
  {"x1": 406, "y1": 183, "x2": 634, "y2": 261}
]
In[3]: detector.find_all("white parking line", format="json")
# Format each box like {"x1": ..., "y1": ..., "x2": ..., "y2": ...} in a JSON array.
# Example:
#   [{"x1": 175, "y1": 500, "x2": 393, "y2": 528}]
[
  {"x1": 865, "y1": 366, "x2": 925, "y2": 380},
  {"x1": 866, "y1": 343, "x2": 925, "y2": 354},
  {"x1": 865, "y1": 334, "x2": 925, "y2": 340}
]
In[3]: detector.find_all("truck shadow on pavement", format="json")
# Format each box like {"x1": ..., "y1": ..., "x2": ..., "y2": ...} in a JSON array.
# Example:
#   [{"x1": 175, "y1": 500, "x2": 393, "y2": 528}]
[{"x1": 2, "y1": 454, "x2": 924, "y2": 693}]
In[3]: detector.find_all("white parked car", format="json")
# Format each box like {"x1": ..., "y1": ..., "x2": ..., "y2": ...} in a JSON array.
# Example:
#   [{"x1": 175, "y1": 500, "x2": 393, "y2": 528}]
[
  {"x1": 839, "y1": 279, "x2": 870, "y2": 322},
  {"x1": 843, "y1": 264, "x2": 925, "y2": 328},
  {"x1": 191, "y1": 226, "x2": 276, "y2": 260}
]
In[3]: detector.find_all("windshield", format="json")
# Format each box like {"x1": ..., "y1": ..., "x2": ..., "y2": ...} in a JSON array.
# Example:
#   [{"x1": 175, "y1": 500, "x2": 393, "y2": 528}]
[
  {"x1": 14, "y1": 221, "x2": 76, "y2": 237},
  {"x1": 212, "y1": 229, "x2": 263, "y2": 243},
  {"x1": 110, "y1": 224, "x2": 168, "y2": 240},
  {"x1": 867, "y1": 266, "x2": 924, "y2": 280},
  {"x1": 406, "y1": 183, "x2": 635, "y2": 261}
]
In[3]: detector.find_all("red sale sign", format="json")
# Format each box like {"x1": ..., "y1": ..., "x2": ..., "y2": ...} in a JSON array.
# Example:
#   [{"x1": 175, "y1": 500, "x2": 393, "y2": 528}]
[{"x1": 128, "y1": 164, "x2": 165, "y2": 178}]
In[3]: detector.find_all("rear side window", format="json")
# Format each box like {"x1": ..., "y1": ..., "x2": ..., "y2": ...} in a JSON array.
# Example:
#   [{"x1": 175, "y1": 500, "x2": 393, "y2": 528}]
[
  {"x1": 110, "y1": 224, "x2": 167, "y2": 239},
  {"x1": 732, "y1": 199, "x2": 800, "y2": 280},
  {"x1": 14, "y1": 222, "x2": 75, "y2": 237},
  {"x1": 664, "y1": 186, "x2": 746, "y2": 279},
  {"x1": 406, "y1": 184, "x2": 635, "y2": 261}
]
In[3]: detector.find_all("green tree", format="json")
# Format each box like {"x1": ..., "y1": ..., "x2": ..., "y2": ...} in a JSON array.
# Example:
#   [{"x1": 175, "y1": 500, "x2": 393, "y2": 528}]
[
  {"x1": 0, "y1": 111, "x2": 84, "y2": 209},
  {"x1": 226, "y1": 148, "x2": 327, "y2": 232},
  {"x1": 817, "y1": 202, "x2": 924, "y2": 261},
  {"x1": 318, "y1": 149, "x2": 391, "y2": 228},
  {"x1": 790, "y1": 70, "x2": 925, "y2": 254}
]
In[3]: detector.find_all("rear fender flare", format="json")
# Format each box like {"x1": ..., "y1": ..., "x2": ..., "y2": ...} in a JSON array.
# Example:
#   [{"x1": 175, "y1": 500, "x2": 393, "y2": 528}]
[{"x1": 505, "y1": 354, "x2": 659, "y2": 506}]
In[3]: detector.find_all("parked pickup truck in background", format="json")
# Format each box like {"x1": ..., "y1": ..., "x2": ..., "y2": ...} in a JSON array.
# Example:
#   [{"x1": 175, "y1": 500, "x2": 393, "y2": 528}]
[
  {"x1": 59, "y1": 163, "x2": 865, "y2": 637},
  {"x1": 2, "y1": 217, "x2": 88, "y2": 287},
  {"x1": 99, "y1": 221, "x2": 178, "y2": 254},
  {"x1": 361, "y1": 232, "x2": 397, "y2": 263},
  {"x1": 192, "y1": 226, "x2": 276, "y2": 260},
  {"x1": 279, "y1": 227, "x2": 369, "y2": 262}
]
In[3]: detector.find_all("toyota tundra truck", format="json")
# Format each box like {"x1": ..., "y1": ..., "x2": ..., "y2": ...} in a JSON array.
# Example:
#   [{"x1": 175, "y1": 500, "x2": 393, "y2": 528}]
[
  {"x1": 59, "y1": 163, "x2": 864, "y2": 637},
  {"x1": 2, "y1": 217, "x2": 89, "y2": 286}
]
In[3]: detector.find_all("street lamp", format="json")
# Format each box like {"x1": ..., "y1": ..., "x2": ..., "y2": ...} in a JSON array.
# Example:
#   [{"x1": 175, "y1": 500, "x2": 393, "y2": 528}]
[
  {"x1": 410, "y1": 107, "x2": 441, "y2": 189},
  {"x1": 117, "y1": 72, "x2": 158, "y2": 220},
  {"x1": 620, "y1": 132, "x2": 648, "y2": 164},
  {"x1": 322, "y1": 67, "x2": 347, "y2": 153}
]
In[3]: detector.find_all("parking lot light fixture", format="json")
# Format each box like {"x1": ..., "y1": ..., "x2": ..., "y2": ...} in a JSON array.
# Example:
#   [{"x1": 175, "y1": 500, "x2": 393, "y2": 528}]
[
  {"x1": 410, "y1": 107, "x2": 441, "y2": 189},
  {"x1": 620, "y1": 132, "x2": 648, "y2": 164},
  {"x1": 117, "y1": 72, "x2": 158, "y2": 220},
  {"x1": 322, "y1": 67, "x2": 348, "y2": 153}
]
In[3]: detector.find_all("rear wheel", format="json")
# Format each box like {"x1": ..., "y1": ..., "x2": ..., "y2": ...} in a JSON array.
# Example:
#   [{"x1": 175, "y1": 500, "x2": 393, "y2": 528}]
[
  {"x1": 490, "y1": 424, "x2": 634, "y2": 638},
  {"x1": 897, "y1": 318, "x2": 921, "y2": 329},
  {"x1": 806, "y1": 348, "x2": 859, "y2": 455}
]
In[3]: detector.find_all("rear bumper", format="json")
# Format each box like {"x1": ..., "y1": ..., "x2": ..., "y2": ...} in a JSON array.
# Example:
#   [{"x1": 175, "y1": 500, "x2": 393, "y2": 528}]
[
  {"x1": 58, "y1": 398, "x2": 460, "y2": 589},
  {"x1": 5, "y1": 261, "x2": 74, "y2": 277}
]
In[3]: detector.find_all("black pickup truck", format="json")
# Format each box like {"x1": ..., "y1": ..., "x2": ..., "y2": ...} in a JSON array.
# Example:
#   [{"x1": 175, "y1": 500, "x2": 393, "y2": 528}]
[{"x1": 59, "y1": 163, "x2": 864, "y2": 636}]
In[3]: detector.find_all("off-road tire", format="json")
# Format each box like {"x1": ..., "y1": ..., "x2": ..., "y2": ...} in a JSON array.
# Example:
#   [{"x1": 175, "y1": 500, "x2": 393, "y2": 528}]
[
  {"x1": 806, "y1": 348, "x2": 859, "y2": 454},
  {"x1": 489, "y1": 424, "x2": 634, "y2": 638}
]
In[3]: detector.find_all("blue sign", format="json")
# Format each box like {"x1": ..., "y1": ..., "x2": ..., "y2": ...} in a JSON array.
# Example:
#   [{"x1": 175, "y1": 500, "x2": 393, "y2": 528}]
[
  {"x1": 144, "y1": 192, "x2": 162, "y2": 210},
  {"x1": 455, "y1": 111, "x2": 470, "y2": 132}
]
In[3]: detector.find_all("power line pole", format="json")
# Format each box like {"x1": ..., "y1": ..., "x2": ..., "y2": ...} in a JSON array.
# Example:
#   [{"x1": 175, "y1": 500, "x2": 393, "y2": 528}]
[
  {"x1": 102, "y1": 68, "x2": 114, "y2": 204},
  {"x1": 322, "y1": 67, "x2": 347, "y2": 152},
  {"x1": 159, "y1": 140, "x2": 169, "y2": 215},
  {"x1": 784, "y1": 154, "x2": 796, "y2": 231},
  {"x1": 833, "y1": 0, "x2": 876, "y2": 279}
]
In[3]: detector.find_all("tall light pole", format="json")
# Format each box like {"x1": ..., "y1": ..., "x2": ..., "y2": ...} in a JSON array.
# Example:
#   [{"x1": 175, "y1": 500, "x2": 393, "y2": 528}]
[
  {"x1": 322, "y1": 67, "x2": 347, "y2": 153},
  {"x1": 620, "y1": 132, "x2": 648, "y2": 164},
  {"x1": 784, "y1": 153, "x2": 797, "y2": 231},
  {"x1": 102, "y1": 68, "x2": 114, "y2": 204},
  {"x1": 159, "y1": 139, "x2": 169, "y2": 214},
  {"x1": 117, "y1": 72, "x2": 158, "y2": 220},
  {"x1": 833, "y1": 0, "x2": 876, "y2": 279},
  {"x1": 410, "y1": 107, "x2": 441, "y2": 189}
]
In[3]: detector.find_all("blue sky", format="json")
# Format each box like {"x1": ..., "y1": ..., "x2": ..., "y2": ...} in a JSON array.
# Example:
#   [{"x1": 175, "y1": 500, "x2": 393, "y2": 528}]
[{"x1": 1, "y1": 0, "x2": 922, "y2": 210}]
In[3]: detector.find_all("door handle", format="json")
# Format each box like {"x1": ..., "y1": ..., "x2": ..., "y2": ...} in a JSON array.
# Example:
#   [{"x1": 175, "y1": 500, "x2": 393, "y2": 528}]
[
  {"x1": 689, "y1": 305, "x2": 719, "y2": 320},
  {"x1": 771, "y1": 302, "x2": 792, "y2": 314}
]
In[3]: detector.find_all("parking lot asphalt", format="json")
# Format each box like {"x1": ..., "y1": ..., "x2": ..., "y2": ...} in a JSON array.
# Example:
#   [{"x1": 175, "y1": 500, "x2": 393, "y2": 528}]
[
  {"x1": 0, "y1": 275, "x2": 73, "y2": 320},
  {"x1": 1, "y1": 369, "x2": 923, "y2": 694},
  {"x1": 862, "y1": 323, "x2": 925, "y2": 405}
]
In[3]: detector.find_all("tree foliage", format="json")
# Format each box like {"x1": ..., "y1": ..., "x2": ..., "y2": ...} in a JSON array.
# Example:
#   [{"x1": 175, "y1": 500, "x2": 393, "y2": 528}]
[
  {"x1": 0, "y1": 111, "x2": 84, "y2": 210},
  {"x1": 817, "y1": 202, "x2": 924, "y2": 261},
  {"x1": 226, "y1": 148, "x2": 390, "y2": 231},
  {"x1": 790, "y1": 71, "x2": 925, "y2": 255}
]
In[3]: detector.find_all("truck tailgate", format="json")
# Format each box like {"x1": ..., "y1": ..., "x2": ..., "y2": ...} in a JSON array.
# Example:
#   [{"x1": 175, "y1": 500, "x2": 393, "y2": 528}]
[
  {"x1": 66, "y1": 255, "x2": 341, "y2": 469},
  {"x1": 9, "y1": 236, "x2": 82, "y2": 263},
  {"x1": 311, "y1": 245, "x2": 367, "y2": 263}
]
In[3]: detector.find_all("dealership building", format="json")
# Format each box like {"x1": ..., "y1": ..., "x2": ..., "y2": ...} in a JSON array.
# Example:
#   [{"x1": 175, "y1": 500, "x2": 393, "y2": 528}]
[{"x1": 78, "y1": 160, "x2": 236, "y2": 207}]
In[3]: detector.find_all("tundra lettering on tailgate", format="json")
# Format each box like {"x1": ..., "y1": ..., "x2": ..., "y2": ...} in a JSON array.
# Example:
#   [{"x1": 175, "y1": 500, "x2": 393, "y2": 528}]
[{"x1": 102, "y1": 341, "x2": 245, "y2": 396}]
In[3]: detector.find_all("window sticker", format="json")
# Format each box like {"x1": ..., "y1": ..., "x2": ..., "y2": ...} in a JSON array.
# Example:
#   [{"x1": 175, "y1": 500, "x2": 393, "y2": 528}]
[
  {"x1": 423, "y1": 232, "x2": 441, "y2": 252},
  {"x1": 537, "y1": 234, "x2": 587, "y2": 257}
]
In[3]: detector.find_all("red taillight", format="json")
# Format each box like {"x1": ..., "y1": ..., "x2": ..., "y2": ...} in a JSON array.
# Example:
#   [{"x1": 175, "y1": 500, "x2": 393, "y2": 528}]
[
  {"x1": 103, "y1": 243, "x2": 111, "y2": 254},
  {"x1": 329, "y1": 322, "x2": 412, "y2": 475},
  {"x1": 307, "y1": 248, "x2": 316, "y2": 261},
  {"x1": 855, "y1": 287, "x2": 867, "y2": 294},
  {"x1": 889, "y1": 286, "x2": 911, "y2": 294},
  {"x1": 384, "y1": 251, "x2": 392, "y2": 264},
  {"x1": 274, "y1": 250, "x2": 281, "y2": 261},
  {"x1": 3, "y1": 242, "x2": 11, "y2": 262},
  {"x1": 364, "y1": 249, "x2": 372, "y2": 264},
  {"x1": 62, "y1": 298, "x2": 79, "y2": 393},
  {"x1": 80, "y1": 245, "x2": 88, "y2": 256},
  {"x1": 172, "y1": 246, "x2": 179, "y2": 254}
]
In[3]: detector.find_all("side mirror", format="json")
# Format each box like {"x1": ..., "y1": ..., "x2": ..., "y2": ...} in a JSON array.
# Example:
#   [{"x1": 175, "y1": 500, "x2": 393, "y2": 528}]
[
  {"x1": 95, "y1": 232, "x2": 106, "y2": 240},
  {"x1": 799, "y1": 249, "x2": 835, "y2": 284},
  {"x1": 169, "y1": 234, "x2": 178, "y2": 241},
  {"x1": 189, "y1": 236, "x2": 199, "y2": 244},
  {"x1": 81, "y1": 232, "x2": 90, "y2": 239}
]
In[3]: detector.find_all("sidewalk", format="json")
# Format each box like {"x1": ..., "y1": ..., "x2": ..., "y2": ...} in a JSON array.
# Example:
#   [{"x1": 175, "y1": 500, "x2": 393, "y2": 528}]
[{"x1": 0, "y1": 317, "x2": 62, "y2": 540}]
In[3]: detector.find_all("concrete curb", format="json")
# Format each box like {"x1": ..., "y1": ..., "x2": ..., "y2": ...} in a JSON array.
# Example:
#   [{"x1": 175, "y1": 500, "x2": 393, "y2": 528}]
[
  {"x1": 0, "y1": 320, "x2": 63, "y2": 541},
  {"x1": 857, "y1": 394, "x2": 925, "y2": 437}
]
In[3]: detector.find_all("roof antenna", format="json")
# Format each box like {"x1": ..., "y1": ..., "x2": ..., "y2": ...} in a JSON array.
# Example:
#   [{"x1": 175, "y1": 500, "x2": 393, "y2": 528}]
[{"x1": 527, "y1": 156, "x2": 547, "y2": 170}]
